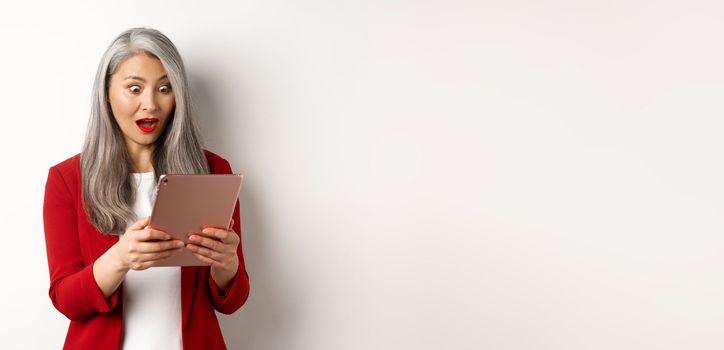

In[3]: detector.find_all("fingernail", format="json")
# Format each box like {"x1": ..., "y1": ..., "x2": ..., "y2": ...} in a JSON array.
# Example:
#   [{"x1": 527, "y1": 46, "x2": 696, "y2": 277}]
[{"x1": 164, "y1": 234, "x2": 170, "y2": 240}]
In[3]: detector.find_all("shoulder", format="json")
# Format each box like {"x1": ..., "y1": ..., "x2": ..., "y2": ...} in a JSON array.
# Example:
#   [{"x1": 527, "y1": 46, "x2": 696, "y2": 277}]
[
  {"x1": 203, "y1": 149, "x2": 228, "y2": 166},
  {"x1": 48, "y1": 153, "x2": 81, "y2": 181},
  {"x1": 45, "y1": 153, "x2": 81, "y2": 197},
  {"x1": 203, "y1": 149, "x2": 233, "y2": 174}
]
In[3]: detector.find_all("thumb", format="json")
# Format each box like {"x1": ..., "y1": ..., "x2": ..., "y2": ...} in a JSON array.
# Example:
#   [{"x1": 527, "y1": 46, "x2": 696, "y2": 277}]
[{"x1": 131, "y1": 216, "x2": 150, "y2": 230}]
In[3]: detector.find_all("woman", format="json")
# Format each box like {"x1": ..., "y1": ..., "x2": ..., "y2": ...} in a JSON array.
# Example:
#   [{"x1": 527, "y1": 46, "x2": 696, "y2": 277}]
[{"x1": 42, "y1": 27, "x2": 250, "y2": 349}]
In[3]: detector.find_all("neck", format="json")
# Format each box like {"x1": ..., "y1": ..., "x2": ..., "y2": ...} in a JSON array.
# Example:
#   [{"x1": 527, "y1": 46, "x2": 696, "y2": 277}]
[{"x1": 125, "y1": 142, "x2": 155, "y2": 173}]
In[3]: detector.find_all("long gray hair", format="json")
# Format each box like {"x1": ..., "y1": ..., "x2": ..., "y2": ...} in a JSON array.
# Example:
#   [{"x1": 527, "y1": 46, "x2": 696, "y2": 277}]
[{"x1": 81, "y1": 27, "x2": 209, "y2": 235}]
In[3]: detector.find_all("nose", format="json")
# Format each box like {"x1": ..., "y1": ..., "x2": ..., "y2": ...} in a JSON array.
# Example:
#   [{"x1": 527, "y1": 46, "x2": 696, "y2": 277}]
[{"x1": 140, "y1": 89, "x2": 159, "y2": 112}]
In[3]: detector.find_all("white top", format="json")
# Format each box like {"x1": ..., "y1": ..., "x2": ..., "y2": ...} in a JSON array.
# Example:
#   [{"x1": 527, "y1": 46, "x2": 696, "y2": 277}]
[{"x1": 121, "y1": 171, "x2": 182, "y2": 350}]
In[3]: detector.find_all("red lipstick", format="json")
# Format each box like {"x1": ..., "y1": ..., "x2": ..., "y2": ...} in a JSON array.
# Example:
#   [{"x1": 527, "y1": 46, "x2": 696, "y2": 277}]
[{"x1": 135, "y1": 118, "x2": 159, "y2": 133}]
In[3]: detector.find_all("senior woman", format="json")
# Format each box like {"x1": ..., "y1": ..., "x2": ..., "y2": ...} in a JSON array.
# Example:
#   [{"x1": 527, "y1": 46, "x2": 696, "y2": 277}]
[{"x1": 42, "y1": 27, "x2": 249, "y2": 349}]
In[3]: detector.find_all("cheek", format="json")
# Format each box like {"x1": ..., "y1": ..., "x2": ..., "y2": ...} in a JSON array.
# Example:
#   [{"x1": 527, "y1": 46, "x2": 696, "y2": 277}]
[
  {"x1": 109, "y1": 92, "x2": 134, "y2": 118},
  {"x1": 161, "y1": 96, "x2": 176, "y2": 116}
]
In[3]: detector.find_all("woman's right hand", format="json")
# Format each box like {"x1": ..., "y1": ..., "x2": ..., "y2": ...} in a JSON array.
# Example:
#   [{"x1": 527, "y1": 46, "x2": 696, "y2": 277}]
[{"x1": 111, "y1": 216, "x2": 185, "y2": 271}]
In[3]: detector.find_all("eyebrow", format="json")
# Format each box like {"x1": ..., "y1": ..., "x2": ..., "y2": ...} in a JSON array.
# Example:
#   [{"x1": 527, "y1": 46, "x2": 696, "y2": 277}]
[{"x1": 123, "y1": 74, "x2": 169, "y2": 82}]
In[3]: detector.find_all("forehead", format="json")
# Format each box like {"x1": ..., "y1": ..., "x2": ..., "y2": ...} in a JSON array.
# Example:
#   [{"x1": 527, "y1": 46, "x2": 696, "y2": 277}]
[{"x1": 114, "y1": 53, "x2": 168, "y2": 79}]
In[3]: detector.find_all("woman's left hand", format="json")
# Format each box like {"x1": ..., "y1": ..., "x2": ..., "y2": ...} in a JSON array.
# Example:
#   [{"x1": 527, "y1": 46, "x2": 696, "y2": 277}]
[{"x1": 186, "y1": 219, "x2": 240, "y2": 291}]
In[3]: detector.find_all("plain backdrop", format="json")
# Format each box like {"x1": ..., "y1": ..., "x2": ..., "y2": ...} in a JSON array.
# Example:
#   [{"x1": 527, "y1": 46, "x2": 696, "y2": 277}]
[{"x1": 1, "y1": 0, "x2": 723, "y2": 349}]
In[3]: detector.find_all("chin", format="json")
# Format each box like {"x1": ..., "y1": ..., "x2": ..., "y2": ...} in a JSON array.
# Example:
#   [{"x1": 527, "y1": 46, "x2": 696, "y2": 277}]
[{"x1": 129, "y1": 136, "x2": 160, "y2": 147}]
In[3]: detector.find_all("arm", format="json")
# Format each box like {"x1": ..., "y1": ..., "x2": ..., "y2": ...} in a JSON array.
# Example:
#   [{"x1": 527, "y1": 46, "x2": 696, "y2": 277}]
[
  {"x1": 93, "y1": 216, "x2": 184, "y2": 298},
  {"x1": 43, "y1": 166, "x2": 120, "y2": 321},
  {"x1": 92, "y1": 249, "x2": 128, "y2": 298},
  {"x1": 43, "y1": 168, "x2": 185, "y2": 320},
  {"x1": 186, "y1": 159, "x2": 250, "y2": 314},
  {"x1": 207, "y1": 195, "x2": 250, "y2": 314}
]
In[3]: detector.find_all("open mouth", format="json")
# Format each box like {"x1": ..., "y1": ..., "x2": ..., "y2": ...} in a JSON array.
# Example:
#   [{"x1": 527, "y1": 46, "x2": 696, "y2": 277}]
[{"x1": 135, "y1": 118, "x2": 159, "y2": 133}]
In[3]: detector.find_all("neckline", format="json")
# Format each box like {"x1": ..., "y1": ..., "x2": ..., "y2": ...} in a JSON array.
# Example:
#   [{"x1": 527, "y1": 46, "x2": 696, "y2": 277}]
[{"x1": 131, "y1": 171, "x2": 155, "y2": 178}]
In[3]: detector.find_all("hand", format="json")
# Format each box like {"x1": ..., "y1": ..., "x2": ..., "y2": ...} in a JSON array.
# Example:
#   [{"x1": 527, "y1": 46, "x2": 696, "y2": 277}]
[
  {"x1": 186, "y1": 218, "x2": 240, "y2": 291},
  {"x1": 110, "y1": 216, "x2": 185, "y2": 271},
  {"x1": 186, "y1": 218, "x2": 240, "y2": 272}
]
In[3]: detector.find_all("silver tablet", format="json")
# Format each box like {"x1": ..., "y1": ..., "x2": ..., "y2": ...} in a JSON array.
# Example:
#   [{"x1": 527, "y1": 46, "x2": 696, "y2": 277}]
[{"x1": 148, "y1": 174, "x2": 243, "y2": 267}]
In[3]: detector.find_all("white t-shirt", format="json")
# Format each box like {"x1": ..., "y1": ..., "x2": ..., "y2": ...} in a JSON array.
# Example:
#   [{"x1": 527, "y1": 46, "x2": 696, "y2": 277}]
[{"x1": 121, "y1": 171, "x2": 182, "y2": 350}]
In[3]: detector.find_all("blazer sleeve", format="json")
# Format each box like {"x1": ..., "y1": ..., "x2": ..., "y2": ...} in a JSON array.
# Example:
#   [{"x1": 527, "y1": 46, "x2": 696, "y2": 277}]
[
  {"x1": 43, "y1": 166, "x2": 120, "y2": 321},
  {"x1": 207, "y1": 159, "x2": 251, "y2": 314}
]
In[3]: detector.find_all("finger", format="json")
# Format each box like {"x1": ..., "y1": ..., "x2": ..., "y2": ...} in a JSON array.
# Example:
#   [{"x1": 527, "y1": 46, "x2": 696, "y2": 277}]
[
  {"x1": 229, "y1": 218, "x2": 235, "y2": 230},
  {"x1": 129, "y1": 262, "x2": 152, "y2": 271},
  {"x1": 138, "y1": 247, "x2": 184, "y2": 262},
  {"x1": 137, "y1": 228, "x2": 171, "y2": 241},
  {"x1": 187, "y1": 234, "x2": 225, "y2": 253},
  {"x1": 130, "y1": 216, "x2": 151, "y2": 230},
  {"x1": 198, "y1": 227, "x2": 238, "y2": 245},
  {"x1": 146, "y1": 247, "x2": 184, "y2": 261},
  {"x1": 130, "y1": 248, "x2": 184, "y2": 269},
  {"x1": 196, "y1": 227, "x2": 229, "y2": 242},
  {"x1": 134, "y1": 239, "x2": 185, "y2": 253},
  {"x1": 186, "y1": 243, "x2": 222, "y2": 261},
  {"x1": 225, "y1": 229, "x2": 239, "y2": 245},
  {"x1": 190, "y1": 252, "x2": 223, "y2": 268}
]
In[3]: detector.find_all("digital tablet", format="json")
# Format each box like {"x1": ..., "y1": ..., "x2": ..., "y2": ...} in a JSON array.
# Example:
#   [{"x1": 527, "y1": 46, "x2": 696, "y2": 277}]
[{"x1": 148, "y1": 174, "x2": 243, "y2": 267}]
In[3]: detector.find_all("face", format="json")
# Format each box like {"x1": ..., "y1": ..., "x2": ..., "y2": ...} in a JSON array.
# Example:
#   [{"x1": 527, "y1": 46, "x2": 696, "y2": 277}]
[{"x1": 107, "y1": 53, "x2": 175, "y2": 150}]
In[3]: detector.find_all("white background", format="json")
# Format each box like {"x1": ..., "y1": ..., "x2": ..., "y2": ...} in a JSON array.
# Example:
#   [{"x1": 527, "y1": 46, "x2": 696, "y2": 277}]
[{"x1": 1, "y1": 1, "x2": 723, "y2": 349}]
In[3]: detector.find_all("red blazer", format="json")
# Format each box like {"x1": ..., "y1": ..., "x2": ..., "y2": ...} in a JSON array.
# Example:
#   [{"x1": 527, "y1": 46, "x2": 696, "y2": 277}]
[{"x1": 42, "y1": 150, "x2": 250, "y2": 350}]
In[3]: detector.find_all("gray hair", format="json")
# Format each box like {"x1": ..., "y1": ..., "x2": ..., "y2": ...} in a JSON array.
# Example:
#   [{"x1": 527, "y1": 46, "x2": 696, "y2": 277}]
[{"x1": 81, "y1": 27, "x2": 209, "y2": 235}]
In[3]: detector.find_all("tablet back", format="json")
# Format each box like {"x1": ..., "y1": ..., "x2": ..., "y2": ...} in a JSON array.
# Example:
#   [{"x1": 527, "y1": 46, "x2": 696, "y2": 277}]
[{"x1": 149, "y1": 174, "x2": 243, "y2": 266}]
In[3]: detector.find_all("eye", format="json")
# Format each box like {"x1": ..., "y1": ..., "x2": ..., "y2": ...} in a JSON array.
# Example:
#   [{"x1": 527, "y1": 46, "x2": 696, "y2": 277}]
[
  {"x1": 159, "y1": 84, "x2": 172, "y2": 93},
  {"x1": 128, "y1": 85, "x2": 141, "y2": 93}
]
